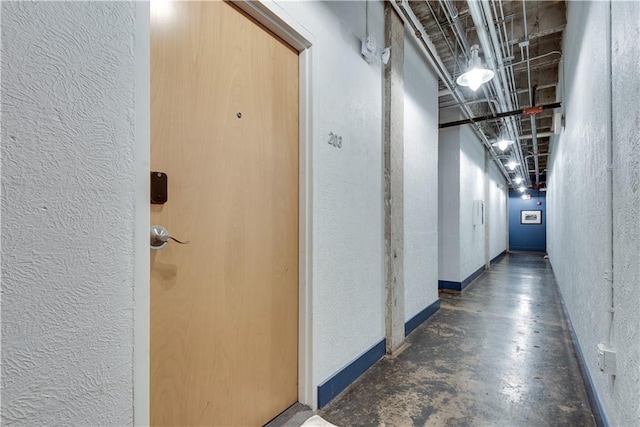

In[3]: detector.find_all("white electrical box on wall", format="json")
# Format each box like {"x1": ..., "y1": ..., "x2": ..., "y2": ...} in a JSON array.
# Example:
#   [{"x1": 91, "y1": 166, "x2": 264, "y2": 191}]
[
  {"x1": 598, "y1": 343, "x2": 616, "y2": 375},
  {"x1": 473, "y1": 200, "x2": 485, "y2": 226}
]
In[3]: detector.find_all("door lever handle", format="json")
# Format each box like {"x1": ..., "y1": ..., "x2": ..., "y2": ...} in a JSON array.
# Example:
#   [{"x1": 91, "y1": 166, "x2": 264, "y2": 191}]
[
  {"x1": 167, "y1": 235, "x2": 189, "y2": 245},
  {"x1": 150, "y1": 225, "x2": 190, "y2": 249}
]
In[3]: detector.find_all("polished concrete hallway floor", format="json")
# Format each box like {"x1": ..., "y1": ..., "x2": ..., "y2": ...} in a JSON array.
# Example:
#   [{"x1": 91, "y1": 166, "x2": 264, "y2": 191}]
[{"x1": 318, "y1": 252, "x2": 596, "y2": 427}]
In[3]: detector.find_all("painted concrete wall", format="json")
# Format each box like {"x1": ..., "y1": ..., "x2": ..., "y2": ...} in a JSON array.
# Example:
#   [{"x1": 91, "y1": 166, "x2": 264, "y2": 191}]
[
  {"x1": 509, "y1": 194, "x2": 546, "y2": 251},
  {"x1": 438, "y1": 121, "x2": 461, "y2": 282},
  {"x1": 488, "y1": 161, "x2": 508, "y2": 259},
  {"x1": 438, "y1": 116, "x2": 507, "y2": 283},
  {"x1": 547, "y1": 1, "x2": 640, "y2": 424},
  {"x1": 459, "y1": 125, "x2": 487, "y2": 279},
  {"x1": 270, "y1": 0, "x2": 386, "y2": 401},
  {"x1": 403, "y1": 35, "x2": 439, "y2": 321},
  {"x1": 610, "y1": 1, "x2": 640, "y2": 424},
  {"x1": 1, "y1": 2, "x2": 136, "y2": 424}
]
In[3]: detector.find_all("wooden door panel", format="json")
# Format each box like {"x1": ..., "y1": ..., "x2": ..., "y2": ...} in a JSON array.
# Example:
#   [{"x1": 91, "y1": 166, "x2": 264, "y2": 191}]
[{"x1": 150, "y1": 2, "x2": 299, "y2": 425}]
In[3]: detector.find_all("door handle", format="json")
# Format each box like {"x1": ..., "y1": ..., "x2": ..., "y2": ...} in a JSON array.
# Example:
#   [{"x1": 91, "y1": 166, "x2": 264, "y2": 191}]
[{"x1": 150, "y1": 225, "x2": 190, "y2": 249}]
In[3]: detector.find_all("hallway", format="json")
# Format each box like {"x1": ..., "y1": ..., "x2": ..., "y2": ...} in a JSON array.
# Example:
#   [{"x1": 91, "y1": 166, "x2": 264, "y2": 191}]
[{"x1": 318, "y1": 252, "x2": 595, "y2": 426}]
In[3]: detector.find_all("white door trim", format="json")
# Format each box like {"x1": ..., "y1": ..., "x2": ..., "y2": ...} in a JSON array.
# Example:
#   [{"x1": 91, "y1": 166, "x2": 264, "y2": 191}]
[{"x1": 133, "y1": 3, "x2": 317, "y2": 424}]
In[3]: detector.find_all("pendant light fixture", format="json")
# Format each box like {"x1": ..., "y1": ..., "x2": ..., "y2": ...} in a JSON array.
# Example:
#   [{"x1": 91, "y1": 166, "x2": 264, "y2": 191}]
[
  {"x1": 492, "y1": 138, "x2": 514, "y2": 151},
  {"x1": 456, "y1": 45, "x2": 495, "y2": 91}
]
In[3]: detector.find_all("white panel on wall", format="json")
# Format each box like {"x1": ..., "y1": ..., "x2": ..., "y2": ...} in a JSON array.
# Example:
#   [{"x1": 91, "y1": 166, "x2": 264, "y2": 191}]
[
  {"x1": 472, "y1": 200, "x2": 485, "y2": 226},
  {"x1": 403, "y1": 33, "x2": 439, "y2": 321},
  {"x1": 1, "y1": 2, "x2": 136, "y2": 424}
]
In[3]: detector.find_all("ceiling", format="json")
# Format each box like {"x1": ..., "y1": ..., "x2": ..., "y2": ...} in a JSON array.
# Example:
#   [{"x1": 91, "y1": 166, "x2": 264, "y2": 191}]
[{"x1": 403, "y1": 0, "x2": 566, "y2": 191}]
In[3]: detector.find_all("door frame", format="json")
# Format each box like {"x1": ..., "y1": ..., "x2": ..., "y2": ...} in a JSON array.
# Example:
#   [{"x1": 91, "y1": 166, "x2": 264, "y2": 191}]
[{"x1": 133, "y1": 2, "x2": 316, "y2": 425}]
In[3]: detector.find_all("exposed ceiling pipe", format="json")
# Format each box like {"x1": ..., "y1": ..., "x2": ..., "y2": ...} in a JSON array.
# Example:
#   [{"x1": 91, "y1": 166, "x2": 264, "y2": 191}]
[
  {"x1": 390, "y1": 0, "x2": 512, "y2": 182},
  {"x1": 510, "y1": 50, "x2": 563, "y2": 67},
  {"x1": 515, "y1": 83, "x2": 557, "y2": 94},
  {"x1": 490, "y1": 0, "x2": 509, "y2": 61},
  {"x1": 468, "y1": 0, "x2": 530, "y2": 187},
  {"x1": 525, "y1": 153, "x2": 549, "y2": 158},
  {"x1": 440, "y1": 98, "x2": 501, "y2": 110},
  {"x1": 522, "y1": 0, "x2": 540, "y2": 187},
  {"x1": 438, "y1": 102, "x2": 562, "y2": 128},
  {"x1": 478, "y1": 0, "x2": 530, "y2": 186},
  {"x1": 496, "y1": 0, "x2": 521, "y2": 111},
  {"x1": 519, "y1": 131, "x2": 553, "y2": 139}
]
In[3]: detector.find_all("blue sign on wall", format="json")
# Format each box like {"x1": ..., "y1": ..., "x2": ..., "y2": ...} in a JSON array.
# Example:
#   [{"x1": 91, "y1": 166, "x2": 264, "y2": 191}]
[{"x1": 509, "y1": 193, "x2": 546, "y2": 251}]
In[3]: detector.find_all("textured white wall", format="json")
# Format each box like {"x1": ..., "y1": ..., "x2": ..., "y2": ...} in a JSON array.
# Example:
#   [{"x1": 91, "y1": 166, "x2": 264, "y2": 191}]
[
  {"x1": 547, "y1": 1, "x2": 640, "y2": 424},
  {"x1": 611, "y1": 1, "x2": 640, "y2": 423},
  {"x1": 1, "y1": 2, "x2": 136, "y2": 425},
  {"x1": 403, "y1": 35, "x2": 439, "y2": 321},
  {"x1": 438, "y1": 121, "x2": 461, "y2": 282},
  {"x1": 271, "y1": 0, "x2": 386, "y2": 393},
  {"x1": 488, "y1": 161, "x2": 507, "y2": 259},
  {"x1": 458, "y1": 125, "x2": 486, "y2": 279}
]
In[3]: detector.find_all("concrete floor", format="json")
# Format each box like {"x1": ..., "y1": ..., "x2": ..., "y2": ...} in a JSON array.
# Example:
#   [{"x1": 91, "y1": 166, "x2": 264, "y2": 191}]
[{"x1": 318, "y1": 252, "x2": 596, "y2": 427}]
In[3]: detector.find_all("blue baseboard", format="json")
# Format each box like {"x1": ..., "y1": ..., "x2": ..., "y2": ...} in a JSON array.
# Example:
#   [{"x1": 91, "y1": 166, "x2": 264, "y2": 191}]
[
  {"x1": 490, "y1": 250, "x2": 507, "y2": 265},
  {"x1": 509, "y1": 246, "x2": 546, "y2": 252},
  {"x1": 438, "y1": 280, "x2": 462, "y2": 291},
  {"x1": 438, "y1": 265, "x2": 486, "y2": 291},
  {"x1": 317, "y1": 339, "x2": 386, "y2": 408},
  {"x1": 462, "y1": 265, "x2": 485, "y2": 288},
  {"x1": 316, "y1": 299, "x2": 442, "y2": 408},
  {"x1": 557, "y1": 283, "x2": 609, "y2": 427},
  {"x1": 405, "y1": 299, "x2": 440, "y2": 336}
]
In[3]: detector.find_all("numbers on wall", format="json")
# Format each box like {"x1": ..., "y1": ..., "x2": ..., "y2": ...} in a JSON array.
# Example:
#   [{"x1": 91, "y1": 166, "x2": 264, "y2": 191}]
[{"x1": 328, "y1": 132, "x2": 343, "y2": 149}]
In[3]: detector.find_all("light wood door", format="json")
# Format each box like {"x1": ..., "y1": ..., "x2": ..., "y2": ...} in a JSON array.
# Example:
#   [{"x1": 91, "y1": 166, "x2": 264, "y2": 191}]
[{"x1": 150, "y1": 2, "x2": 299, "y2": 425}]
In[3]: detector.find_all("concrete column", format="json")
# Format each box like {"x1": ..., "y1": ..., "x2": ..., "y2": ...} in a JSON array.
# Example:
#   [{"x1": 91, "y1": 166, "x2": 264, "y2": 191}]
[{"x1": 383, "y1": 2, "x2": 405, "y2": 355}]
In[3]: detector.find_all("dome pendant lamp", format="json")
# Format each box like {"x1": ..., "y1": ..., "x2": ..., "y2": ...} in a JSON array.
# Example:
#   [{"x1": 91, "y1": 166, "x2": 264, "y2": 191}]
[{"x1": 456, "y1": 45, "x2": 495, "y2": 91}]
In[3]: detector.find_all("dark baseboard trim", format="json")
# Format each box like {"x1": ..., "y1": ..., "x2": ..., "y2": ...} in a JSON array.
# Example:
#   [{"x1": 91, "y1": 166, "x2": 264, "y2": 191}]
[
  {"x1": 439, "y1": 265, "x2": 486, "y2": 291},
  {"x1": 490, "y1": 250, "x2": 507, "y2": 265},
  {"x1": 438, "y1": 280, "x2": 462, "y2": 291},
  {"x1": 317, "y1": 339, "x2": 386, "y2": 409},
  {"x1": 509, "y1": 246, "x2": 546, "y2": 251},
  {"x1": 405, "y1": 299, "x2": 441, "y2": 336},
  {"x1": 555, "y1": 277, "x2": 609, "y2": 427},
  {"x1": 462, "y1": 265, "x2": 485, "y2": 289}
]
